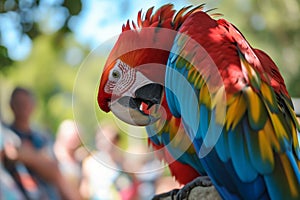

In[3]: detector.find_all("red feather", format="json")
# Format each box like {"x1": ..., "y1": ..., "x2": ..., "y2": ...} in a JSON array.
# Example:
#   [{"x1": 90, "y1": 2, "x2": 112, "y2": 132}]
[{"x1": 148, "y1": 139, "x2": 200, "y2": 185}]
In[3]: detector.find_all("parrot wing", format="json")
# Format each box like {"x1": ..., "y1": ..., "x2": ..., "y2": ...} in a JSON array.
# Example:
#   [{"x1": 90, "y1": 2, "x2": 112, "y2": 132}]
[{"x1": 165, "y1": 11, "x2": 300, "y2": 200}]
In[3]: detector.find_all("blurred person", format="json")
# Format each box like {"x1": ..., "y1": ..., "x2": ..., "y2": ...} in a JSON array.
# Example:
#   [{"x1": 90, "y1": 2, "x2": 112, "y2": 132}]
[
  {"x1": 54, "y1": 119, "x2": 83, "y2": 190},
  {"x1": 0, "y1": 122, "x2": 25, "y2": 200},
  {"x1": 80, "y1": 123, "x2": 127, "y2": 200},
  {"x1": 4, "y1": 86, "x2": 81, "y2": 200},
  {"x1": 123, "y1": 144, "x2": 163, "y2": 200}
]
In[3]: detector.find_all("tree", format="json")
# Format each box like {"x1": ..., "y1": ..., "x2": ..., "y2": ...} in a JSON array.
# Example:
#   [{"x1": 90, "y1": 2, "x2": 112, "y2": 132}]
[{"x1": 0, "y1": 0, "x2": 82, "y2": 69}]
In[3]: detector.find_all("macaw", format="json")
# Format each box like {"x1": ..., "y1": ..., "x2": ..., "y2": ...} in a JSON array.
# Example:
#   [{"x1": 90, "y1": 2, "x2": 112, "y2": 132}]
[
  {"x1": 98, "y1": 4, "x2": 208, "y2": 188},
  {"x1": 97, "y1": 4, "x2": 300, "y2": 200}
]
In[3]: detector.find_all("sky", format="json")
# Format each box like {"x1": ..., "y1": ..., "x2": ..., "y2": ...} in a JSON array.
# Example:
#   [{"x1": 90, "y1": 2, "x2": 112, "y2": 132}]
[{"x1": 69, "y1": 0, "x2": 190, "y2": 49}]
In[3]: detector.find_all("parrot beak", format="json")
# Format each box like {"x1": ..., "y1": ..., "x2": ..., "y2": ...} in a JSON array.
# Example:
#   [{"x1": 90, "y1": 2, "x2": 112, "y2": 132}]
[{"x1": 109, "y1": 83, "x2": 164, "y2": 126}]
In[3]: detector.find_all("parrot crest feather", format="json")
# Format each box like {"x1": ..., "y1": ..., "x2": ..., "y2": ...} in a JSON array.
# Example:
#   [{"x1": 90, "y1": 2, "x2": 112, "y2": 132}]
[{"x1": 122, "y1": 4, "x2": 207, "y2": 32}]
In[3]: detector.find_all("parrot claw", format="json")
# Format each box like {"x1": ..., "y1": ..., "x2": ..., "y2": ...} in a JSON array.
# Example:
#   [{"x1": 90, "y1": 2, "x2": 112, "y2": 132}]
[
  {"x1": 152, "y1": 189, "x2": 180, "y2": 200},
  {"x1": 151, "y1": 176, "x2": 212, "y2": 200},
  {"x1": 175, "y1": 176, "x2": 212, "y2": 200}
]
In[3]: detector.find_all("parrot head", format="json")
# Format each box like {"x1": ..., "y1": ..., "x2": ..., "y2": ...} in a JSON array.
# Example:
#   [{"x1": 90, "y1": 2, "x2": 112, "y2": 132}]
[
  {"x1": 98, "y1": 57, "x2": 165, "y2": 126},
  {"x1": 97, "y1": 4, "x2": 204, "y2": 126},
  {"x1": 97, "y1": 27, "x2": 173, "y2": 126}
]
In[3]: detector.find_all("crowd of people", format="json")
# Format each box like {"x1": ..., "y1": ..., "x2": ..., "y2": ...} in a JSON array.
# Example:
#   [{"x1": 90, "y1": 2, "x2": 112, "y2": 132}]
[{"x1": 0, "y1": 86, "x2": 180, "y2": 200}]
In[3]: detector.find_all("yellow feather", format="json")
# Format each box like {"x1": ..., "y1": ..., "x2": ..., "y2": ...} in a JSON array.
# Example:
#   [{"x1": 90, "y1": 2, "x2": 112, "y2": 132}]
[
  {"x1": 290, "y1": 120, "x2": 300, "y2": 156},
  {"x1": 212, "y1": 86, "x2": 224, "y2": 107},
  {"x1": 279, "y1": 154, "x2": 299, "y2": 197},
  {"x1": 186, "y1": 63, "x2": 193, "y2": 70},
  {"x1": 258, "y1": 129, "x2": 274, "y2": 167},
  {"x1": 212, "y1": 86, "x2": 226, "y2": 125},
  {"x1": 169, "y1": 118, "x2": 195, "y2": 153},
  {"x1": 261, "y1": 82, "x2": 276, "y2": 107},
  {"x1": 177, "y1": 129, "x2": 195, "y2": 153},
  {"x1": 188, "y1": 67, "x2": 198, "y2": 83},
  {"x1": 269, "y1": 112, "x2": 289, "y2": 141},
  {"x1": 226, "y1": 93, "x2": 236, "y2": 106},
  {"x1": 168, "y1": 117, "x2": 177, "y2": 140},
  {"x1": 194, "y1": 73, "x2": 203, "y2": 89},
  {"x1": 241, "y1": 58, "x2": 261, "y2": 88},
  {"x1": 199, "y1": 84, "x2": 212, "y2": 109},
  {"x1": 264, "y1": 119, "x2": 281, "y2": 152},
  {"x1": 244, "y1": 87, "x2": 263, "y2": 127},
  {"x1": 226, "y1": 93, "x2": 247, "y2": 130}
]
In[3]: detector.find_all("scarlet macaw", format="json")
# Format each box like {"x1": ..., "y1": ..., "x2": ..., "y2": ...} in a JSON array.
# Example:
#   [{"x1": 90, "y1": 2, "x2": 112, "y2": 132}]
[{"x1": 97, "y1": 4, "x2": 300, "y2": 200}]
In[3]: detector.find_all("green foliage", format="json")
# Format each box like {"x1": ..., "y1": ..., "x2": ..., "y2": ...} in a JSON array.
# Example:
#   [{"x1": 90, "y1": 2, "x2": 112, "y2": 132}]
[
  {"x1": 63, "y1": 0, "x2": 82, "y2": 15},
  {"x1": 0, "y1": 46, "x2": 13, "y2": 69},
  {"x1": 1, "y1": 34, "x2": 76, "y2": 131},
  {"x1": 0, "y1": 0, "x2": 82, "y2": 63}
]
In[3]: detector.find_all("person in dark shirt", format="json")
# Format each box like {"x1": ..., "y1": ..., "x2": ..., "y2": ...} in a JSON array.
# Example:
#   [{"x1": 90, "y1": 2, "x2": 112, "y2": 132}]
[{"x1": 5, "y1": 86, "x2": 81, "y2": 200}]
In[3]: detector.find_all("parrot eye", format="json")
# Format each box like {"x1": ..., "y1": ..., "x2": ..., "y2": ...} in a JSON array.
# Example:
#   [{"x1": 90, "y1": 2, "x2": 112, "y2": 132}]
[
  {"x1": 109, "y1": 69, "x2": 121, "y2": 82},
  {"x1": 112, "y1": 70, "x2": 120, "y2": 79}
]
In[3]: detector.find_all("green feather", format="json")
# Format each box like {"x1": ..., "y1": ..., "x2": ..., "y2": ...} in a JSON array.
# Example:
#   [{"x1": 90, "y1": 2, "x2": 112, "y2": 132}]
[
  {"x1": 175, "y1": 56, "x2": 187, "y2": 69},
  {"x1": 261, "y1": 82, "x2": 279, "y2": 113}
]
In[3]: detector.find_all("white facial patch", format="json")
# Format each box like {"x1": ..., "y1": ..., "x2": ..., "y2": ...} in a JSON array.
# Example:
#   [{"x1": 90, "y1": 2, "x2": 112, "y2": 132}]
[
  {"x1": 104, "y1": 59, "x2": 135, "y2": 95},
  {"x1": 104, "y1": 59, "x2": 154, "y2": 97}
]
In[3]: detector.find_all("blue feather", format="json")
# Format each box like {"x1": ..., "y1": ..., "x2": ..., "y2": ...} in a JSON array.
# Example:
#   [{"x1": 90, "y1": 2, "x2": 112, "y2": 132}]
[
  {"x1": 201, "y1": 148, "x2": 268, "y2": 200},
  {"x1": 199, "y1": 104, "x2": 209, "y2": 140},
  {"x1": 228, "y1": 124, "x2": 258, "y2": 182},
  {"x1": 215, "y1": 129, "x2": 230, "y2": 162},
  {"x1": 243, "y1": 118, "x2": 274, "y2": 174}
]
